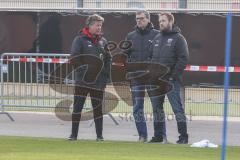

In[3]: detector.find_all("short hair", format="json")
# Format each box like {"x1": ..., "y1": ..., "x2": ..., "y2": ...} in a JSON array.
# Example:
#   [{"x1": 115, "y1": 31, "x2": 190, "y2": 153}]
[
  {"x1": 158, "y1": 12, "x2": 174, "y2": 23},
  {"x1": 136, "y1": 10, "x2": 150, "y2": 20},
  {"x1": 85, "y1": 14, "x2": 104, "y2": 27}
]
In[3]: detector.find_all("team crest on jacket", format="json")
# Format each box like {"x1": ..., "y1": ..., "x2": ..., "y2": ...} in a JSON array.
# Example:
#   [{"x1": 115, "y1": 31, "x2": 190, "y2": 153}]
[
  {"x1": 99, "y1": 40, "x2": 103, "y2": 46},
  {"x1": 167, "y1": 38, "x2": 173, "y2": 46},
  {"x1": 148, "y1": 40, "x2": 153, "y2": 43},
  {"x1": 154, "y1": 40, "x2": 159, "y2": 46}
]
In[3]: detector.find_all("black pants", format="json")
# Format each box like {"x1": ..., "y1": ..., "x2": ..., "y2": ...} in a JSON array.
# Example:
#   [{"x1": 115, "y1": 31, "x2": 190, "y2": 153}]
[{"x1": 71, "y1": 87, "x2": 104, "y2": 138}]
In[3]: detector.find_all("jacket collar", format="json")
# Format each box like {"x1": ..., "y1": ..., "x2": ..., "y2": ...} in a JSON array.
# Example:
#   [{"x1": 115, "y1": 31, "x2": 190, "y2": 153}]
[
  {"x1": 80, "y1": 27, "x2": 102, "y2": 43},
  {"x1": 161, "y1": 25, "x2": 181, "y2": 35},
  {"x1": 135, "y1": 23, "x2": 154, "y2": 35}
]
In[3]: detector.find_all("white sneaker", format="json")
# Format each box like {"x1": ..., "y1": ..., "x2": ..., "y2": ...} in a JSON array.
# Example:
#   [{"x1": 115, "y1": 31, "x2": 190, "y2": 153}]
[
  {"x1": 162, "y1": 137, "x2": 169, "y2": 144},
  {"x1": 138, "y1": 136, "x2": 147, "y2": 143}
]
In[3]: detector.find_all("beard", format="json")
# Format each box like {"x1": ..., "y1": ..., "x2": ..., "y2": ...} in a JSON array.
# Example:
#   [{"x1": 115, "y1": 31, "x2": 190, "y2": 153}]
[
  {"x1": 160, "y1": 21, "x2": 173, "y2": 32},
  {"x1": 160, "y1": 24, "x2": 171, "y2": 32}
]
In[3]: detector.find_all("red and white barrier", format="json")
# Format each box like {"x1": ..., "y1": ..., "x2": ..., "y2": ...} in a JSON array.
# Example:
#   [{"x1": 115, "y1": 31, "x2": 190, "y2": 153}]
[
  {"x1": 5, "y1": 57, "x2": 69, "y2": 64},
  {"x1": 185, "y1": 65, "x2": 240, "y2": 73},
  {"x1": 3, "y1": 58, "x2": 240, "y2": 73}
]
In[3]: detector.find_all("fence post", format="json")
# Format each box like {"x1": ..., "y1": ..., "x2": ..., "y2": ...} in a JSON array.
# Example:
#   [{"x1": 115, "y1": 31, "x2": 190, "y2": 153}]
[
  {"x1": 77, "y1": 0, "x2": 83, "y2": 7},
  {"x1": 178, "y1": 0, "x2": 187, "y2": 8},
  {"x1": 180, "y1": 85, "x2": 185, "y2": 110},
  {"x1": 0, "y1": 54, "x2": 14, "y2": 121}
]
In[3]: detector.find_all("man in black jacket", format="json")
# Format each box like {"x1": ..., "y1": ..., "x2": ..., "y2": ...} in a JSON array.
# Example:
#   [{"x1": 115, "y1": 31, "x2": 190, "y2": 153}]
[
  {"x1": 151, "y1": 12, "x2": 189, "y2": 144},
  {"x1": 68, "y1": 14, "x2": 111, "y2": 141},
  {"x1": 126, "y1": 10, "x2": 167, "y2": 143}
]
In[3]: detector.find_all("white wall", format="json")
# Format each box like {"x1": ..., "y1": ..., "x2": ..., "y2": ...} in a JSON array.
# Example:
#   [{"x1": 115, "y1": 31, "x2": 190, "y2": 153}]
[{"x1": 0, "y1": 0, "x2": 239, "y2": 10}]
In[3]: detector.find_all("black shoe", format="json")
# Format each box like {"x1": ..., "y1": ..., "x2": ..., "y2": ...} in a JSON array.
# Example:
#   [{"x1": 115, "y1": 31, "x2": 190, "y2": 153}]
[
  {"x1": 148, "y1": 137, "x2": 163, "y2": 143},
  {"x1": 96, "y1": 136, "x2": 104, "y2": 141},
  {"x1": 176, "y1": 135, "x2": 188, "y2": 144},
  {"x1": 67, "y1": 135, "x2": 77, "y2": 141}
]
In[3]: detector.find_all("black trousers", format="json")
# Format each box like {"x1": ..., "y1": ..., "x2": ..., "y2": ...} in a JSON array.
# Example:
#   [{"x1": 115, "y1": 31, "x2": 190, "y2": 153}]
[{"x1": 71, "y1": 87, "x2": 104, "y2": 138}]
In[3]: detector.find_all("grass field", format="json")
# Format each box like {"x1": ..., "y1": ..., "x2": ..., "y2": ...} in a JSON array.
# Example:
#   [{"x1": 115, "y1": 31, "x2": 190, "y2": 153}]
[{"x1": 0, "y1": 136, "x2": 239, "y2": 160}]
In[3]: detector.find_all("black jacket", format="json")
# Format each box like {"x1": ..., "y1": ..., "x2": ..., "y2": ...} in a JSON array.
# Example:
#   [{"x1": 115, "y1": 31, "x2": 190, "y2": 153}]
[
  {"x1": 126, "y1": 23, "x2": 159, "y2": 62},
  {"x1": 70, "y1": 28, "x2": 111, "y2": 90},
  {"x1": 151, "y1": 26, "x2": 189, "y2": 80}
]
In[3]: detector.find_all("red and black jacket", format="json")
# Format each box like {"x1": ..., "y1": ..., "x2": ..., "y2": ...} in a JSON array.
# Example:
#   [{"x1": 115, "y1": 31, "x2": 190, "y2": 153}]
[{"x1": 70, "y1": 27, "x2": 111, "y2": 90}]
